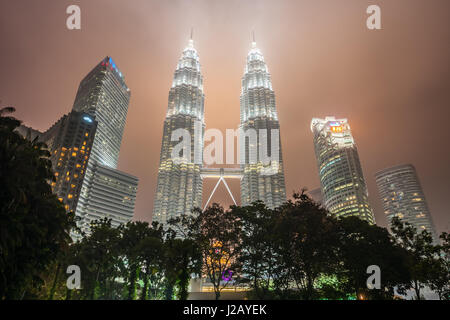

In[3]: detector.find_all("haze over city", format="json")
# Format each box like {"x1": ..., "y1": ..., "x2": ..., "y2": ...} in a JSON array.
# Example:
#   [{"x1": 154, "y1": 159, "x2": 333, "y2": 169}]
[{"x1": 1, "y1": 0, "x2": 449, "y2": 233}]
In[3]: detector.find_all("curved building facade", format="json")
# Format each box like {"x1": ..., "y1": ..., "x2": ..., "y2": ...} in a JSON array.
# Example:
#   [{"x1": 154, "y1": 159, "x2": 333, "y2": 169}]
[
  {"x1": 311, "y1": 117, "x2": 375, "y2": 224},
  {"x1": 375, "y1": 164, "x2": 438, "y2": 243}
]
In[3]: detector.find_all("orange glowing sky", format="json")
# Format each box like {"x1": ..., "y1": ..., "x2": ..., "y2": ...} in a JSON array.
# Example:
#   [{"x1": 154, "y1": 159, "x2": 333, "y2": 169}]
[{"x1": 1, "y1": 0, "x2": 449, "y2": 233}]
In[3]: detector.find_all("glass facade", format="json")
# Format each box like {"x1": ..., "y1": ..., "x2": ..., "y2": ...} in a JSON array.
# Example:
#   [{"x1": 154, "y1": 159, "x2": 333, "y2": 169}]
[
  {"x1": 73, "y1": 56, "x2": 130, "y2": 168},
  {"x1": 17, "y1": 111, "x2": 97, "y2": 213},
  {"x1": 240, "y1": 42, "x2": 286, "y2": 209},
  {"x1": 311, "y1": 117, "x2": 375, "y2": 224},
  {"x1": 375, "y1": 164, "x2": 439, "y2": 243},
  {"x1": 152, "y1": 40, "x2": 205, "y2": 224},
  {"x1": 76, "y1": 162, "x2": 138, "y2": 234},
  {"x1": 72, "y1": 56, "x2": 138, "y2": 236}
]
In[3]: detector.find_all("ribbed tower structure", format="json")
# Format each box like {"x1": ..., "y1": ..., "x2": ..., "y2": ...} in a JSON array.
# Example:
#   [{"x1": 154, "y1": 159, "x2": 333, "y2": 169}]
[
  {"x1": 152, "y1": 39, "x2": 205, "y2": 224},
  {"x1": 239, "y1": 40, "x2": 286, "y2": 208}
]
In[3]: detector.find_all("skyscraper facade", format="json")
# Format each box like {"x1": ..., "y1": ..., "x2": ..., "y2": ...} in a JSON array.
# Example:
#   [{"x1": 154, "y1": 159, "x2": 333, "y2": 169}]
[
  {"x1": 152, "y1": 40, "x2": 205, "y2": 224},
  {"x1": 239, "y1": 41, "x2": 286, "y2": 208},
  {"x1": 17, "y1": 111, "x2": 97, "y2": 213},
  {"x1": 311, "y1": 117, "x2": 375, "y2": 224},
  {"x1": 76, "y1": 162, "x2": 138, "y2": 230},
  {"x1": 375, "y1": 164, "x2": 439, "y2": 243},
  {"x1": 72, "y1": 56, "x2": 130, "y2": 168},
  {"x1": 73, "y1": 56, "x2": 138, "y2": 236}
]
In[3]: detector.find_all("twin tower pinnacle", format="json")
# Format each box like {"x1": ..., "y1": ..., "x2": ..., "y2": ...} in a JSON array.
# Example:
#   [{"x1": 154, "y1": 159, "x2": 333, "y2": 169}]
[{"x1": 152, "y1": 37, "x2": 287, "y2": 224}]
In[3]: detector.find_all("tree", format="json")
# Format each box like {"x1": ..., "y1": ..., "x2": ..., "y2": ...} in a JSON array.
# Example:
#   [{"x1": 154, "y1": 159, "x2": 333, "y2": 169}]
[
  {"x1": 76, "y1": 218, "x2": 123, "y2": 300},
  {"x1": 232, "y1": 201, "x2": 282, "y2": 299},
  {"x1": 120, "y1": 221, "x2": 155, "y2": 300},
  {"x1": 177, "y1": 204, "x2": 241, "y2": 300},
  {"x1": 391, "y1": 217, "x2": 439, "y2": 300},
  {"x1": 163, "y1": 229, "x2": 201, "y2": 300},
  {"x1": 336, "y1": 216, "x2": 411, "y2": 300},
  {"x1": 427, "y1": 232, "x2": 450, "y2": 300},
  {"x1": 275, "y1": 192, "x2": 341, "y2": 300},
  {"x1": 135, "y1": 222, "x2": 165, "y2": 300},
  {"x1": 0, "y1": 107, "x2": 74, "y2": 299}
]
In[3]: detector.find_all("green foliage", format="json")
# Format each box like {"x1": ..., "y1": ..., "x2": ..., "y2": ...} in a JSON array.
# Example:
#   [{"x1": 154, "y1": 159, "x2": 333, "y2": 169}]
[
  {"x1": 336, "y1": 216, "x2": 411, "y2": 299},
  {"x1": 390, "y1": 218, "x2": 449, "y2": 300},
  {"x1": 428, "y1": 232, "x2": 450, "y2": 300},
  {"x1": 0, "y1": 107, "x2": 74, "y2": 300},
  {"x1": 232, "y1": 201, "x2": 281, "y2": 299},
  {"x1": 1, "y1": 108, "x2": 447, "y2": 300},
  {"x1": 171, "y1": 204, "x2": 241, "y2": 300}
]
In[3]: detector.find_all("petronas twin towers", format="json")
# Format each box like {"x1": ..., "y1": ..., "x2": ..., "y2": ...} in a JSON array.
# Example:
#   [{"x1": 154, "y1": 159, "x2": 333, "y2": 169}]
[{"x1": 153, "y1": 37, "x2": 286, "y2": 224}]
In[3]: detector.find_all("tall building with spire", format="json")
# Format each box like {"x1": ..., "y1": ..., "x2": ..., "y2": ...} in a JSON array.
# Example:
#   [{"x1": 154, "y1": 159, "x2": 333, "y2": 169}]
[
  {"x1": 239, "y1": 40, "x2": 286, "y2": 208},
  {"x1": 311, "y1": 117, "x2": 375, "y2": 224},
  {"x1": 73, "y1": 56, "x2": 138, "y2": 236},
  {"x1": 152, "y1": 39, "x2": 205, "y2": 224}
]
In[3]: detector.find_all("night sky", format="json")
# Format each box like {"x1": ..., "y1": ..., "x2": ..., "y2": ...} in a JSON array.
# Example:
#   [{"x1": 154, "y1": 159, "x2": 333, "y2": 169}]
[{"x1": 1, "y1": 0, "x2": 449, "y2": 234}]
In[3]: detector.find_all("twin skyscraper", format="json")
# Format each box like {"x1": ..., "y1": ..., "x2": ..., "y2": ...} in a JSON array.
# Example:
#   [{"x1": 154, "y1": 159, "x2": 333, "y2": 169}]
[
  {"x1": 152, "y1": 38, "x2": 287, "y2": 224},
  {"x1": 18, "y1": 35, "x2": 436, "y2": 241}
]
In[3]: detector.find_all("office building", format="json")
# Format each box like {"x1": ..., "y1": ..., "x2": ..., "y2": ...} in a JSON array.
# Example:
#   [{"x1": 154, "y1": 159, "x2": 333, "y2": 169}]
[
  {"x1": 72, "y1": 56, "x2": 138, "y2": 235},
  {"x1": 311, "y1": 117, "x2": 375, "y2": 223},
  {"x1": 239, "y1": 40, "x2": 286, "y2": 209},
  {"x1": 152, "y1": 39, "x2": 205, "y2": 224},
  {"x1": 375, "y1": 164, "x2": 439, "y2": 243}
]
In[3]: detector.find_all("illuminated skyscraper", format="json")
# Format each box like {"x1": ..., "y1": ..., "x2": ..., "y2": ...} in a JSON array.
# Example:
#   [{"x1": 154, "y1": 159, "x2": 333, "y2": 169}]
[
  {"x1": 73, "y1": 56, "x2": 138, "y2": 236},
  {"x1": 152, "y1": 39, "x2": 205, "y2": 224},
  {"x1": 239, "y1": 40, "x2": 286, "y2": 208},
  {"x1": 73, "y1": 56, "x2": 130, "y2": 168},
  {"x1": 17, "y1": 111, "x2": 97, "y2": 213},
  {"x1": 311, "y1": 117, "x2": 375, "y2": 224},
  {"x1": 375, "y1": 164, "x2": 438, "y2": 243}
]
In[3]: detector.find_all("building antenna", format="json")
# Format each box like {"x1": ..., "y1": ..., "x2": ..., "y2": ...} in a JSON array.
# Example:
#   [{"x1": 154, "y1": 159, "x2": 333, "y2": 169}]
[
  {"x1": 190, "y1": 27, "x2": 194, "y2": 40},
  {"x1": 252, "y1": 30, "x2": 255, "y2": 43}
]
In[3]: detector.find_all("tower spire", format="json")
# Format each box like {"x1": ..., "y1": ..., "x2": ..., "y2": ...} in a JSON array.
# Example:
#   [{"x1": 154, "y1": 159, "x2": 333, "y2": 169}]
[
  {"x1": 252, "y1": 31, "x2": 256, "y2": 48},
  {"x1": 188, "y1": 27, "x2": 194, "y2": 47}
]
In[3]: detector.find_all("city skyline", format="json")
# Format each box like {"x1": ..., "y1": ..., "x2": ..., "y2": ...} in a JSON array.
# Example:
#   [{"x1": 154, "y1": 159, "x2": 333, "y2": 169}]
[{"x1": 1, "y1": 0, "x2": 449, "y2": 234}]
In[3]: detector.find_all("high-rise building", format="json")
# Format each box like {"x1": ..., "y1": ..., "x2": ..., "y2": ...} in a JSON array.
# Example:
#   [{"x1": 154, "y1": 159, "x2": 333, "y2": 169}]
[
  {"x1": 152, "y1": 39, "x2": 205, "y2": 224},
  {"x1": 311, "y1": 117, "x2": 375, "y2": 224},
  {"x1": 239, "y1": 41, "x2": 286, "y2": 208},
  {"x1": 73, "y1": 56, "x2": 138, "y2": 236},
  {"x1": 72, "y1": 56, "x2": 130, "y2": 168},
  {"x1": 17, "y1": 111, "x2": 97, "y2": 213},
  {"x1": 375, "y1": 164, "x2": 439, "y2": 243},
  {"x1": 76, "y1": 162, "x2": 138, "y2": 230}
]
